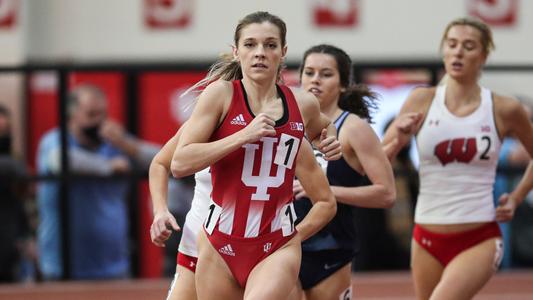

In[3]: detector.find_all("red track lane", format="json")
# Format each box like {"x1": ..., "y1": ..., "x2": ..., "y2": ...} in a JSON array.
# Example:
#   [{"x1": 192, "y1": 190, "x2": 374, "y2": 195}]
[{"x1": 0, "y1": 271, "x2": 531, "y2": 300}]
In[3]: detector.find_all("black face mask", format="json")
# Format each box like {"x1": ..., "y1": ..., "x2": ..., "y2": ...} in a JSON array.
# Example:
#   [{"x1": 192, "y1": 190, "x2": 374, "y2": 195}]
[
  {"x1": 0, "y1": 135, "x2": 11, "y2": 155},
  {"x1": 81, "y1": 124, "x2": 102, "y2": 145}
]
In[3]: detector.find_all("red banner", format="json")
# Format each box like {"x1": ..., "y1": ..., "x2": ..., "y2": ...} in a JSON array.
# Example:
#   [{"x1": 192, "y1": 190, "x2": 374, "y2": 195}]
[
  {"x1": 0, "y1": 0, "x2": 17, "y2": 28},
  {"x1": 144, "y1": 0, "x2": 193, "y2": 29},
  {"x1": 136, "y1": 71, "x2": 205, "y2": 278},
  {"x1": 312, "y1": 0, "x2": 359, "y2": 28},
  {"x1": 138, "y1": 72, "x2": 205, "y2": 144},
  {"x1": 467, "y1": 0, "x2": 517, "y2": 27}
]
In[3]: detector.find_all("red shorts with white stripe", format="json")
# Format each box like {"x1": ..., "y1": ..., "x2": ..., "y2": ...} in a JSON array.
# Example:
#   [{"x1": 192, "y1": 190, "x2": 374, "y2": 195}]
[
  {"x1": 413, "y1": 222, "x2": 502, "y2": 266},
  {"x1": 177, "y1": 252, "x2": 198, "y2": 273},
  {"x1": 206, "y1": 228, "x2": 296, "y2": 288}
]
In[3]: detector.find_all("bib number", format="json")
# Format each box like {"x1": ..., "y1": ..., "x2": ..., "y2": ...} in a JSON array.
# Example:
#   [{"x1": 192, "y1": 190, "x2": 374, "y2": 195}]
[
  {"x1": 204, "y1": 199, "x2": 222, "y2": 235},
  {"x1": 477, "y1": 134, "x2": 492, "y2": 161},
  {"x1": 274, "y1": 133, "x2": 300, "y2": 169},
  {"x1": 281, "y1": 202, "x2": 297, "y2": 237}
]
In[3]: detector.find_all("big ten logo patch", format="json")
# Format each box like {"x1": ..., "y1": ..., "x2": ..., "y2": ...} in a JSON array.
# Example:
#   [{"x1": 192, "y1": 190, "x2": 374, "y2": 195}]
[{"x1": 290, "y1": 122, "x2": 303, "y2": 131}]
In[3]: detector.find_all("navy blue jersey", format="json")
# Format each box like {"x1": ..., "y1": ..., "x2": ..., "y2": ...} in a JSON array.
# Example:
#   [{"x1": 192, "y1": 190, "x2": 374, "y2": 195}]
[{"x1": 295, "y1": 111, "x2": 368, "y2": 252}]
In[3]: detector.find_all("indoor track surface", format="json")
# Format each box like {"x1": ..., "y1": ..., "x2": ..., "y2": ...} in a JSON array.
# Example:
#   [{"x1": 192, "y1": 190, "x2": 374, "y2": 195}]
[{"x1": 0, "y1": 271, "x2": 532, "y2": 299}]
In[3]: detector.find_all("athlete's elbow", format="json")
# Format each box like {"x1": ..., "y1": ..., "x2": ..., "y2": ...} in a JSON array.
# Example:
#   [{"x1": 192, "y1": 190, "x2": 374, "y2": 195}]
[
  {"x1": 324, "y1": 195, "x2": 337, "y2": 221},
  {"x1": 381, "y1": 188, "x2": 396, "y2": 209},
  {"x1": 170, "y1": 159, "x2": 191, "y2": 178}
]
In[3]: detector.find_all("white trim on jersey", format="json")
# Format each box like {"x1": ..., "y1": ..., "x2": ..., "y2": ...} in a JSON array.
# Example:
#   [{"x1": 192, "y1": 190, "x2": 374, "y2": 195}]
[
  {"x1": 270, "y1": 202, "x2": 283, "y2": 232},
  {"x1": 219, "y1": 200, "x2": 236, "y2": 235},
  {"x1": 245, "y1": 201, "x2": 265, "y2": 238}
]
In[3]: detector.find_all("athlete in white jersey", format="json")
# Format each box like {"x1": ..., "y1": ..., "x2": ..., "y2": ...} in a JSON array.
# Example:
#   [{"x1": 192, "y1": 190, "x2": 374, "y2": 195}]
[
  {"x1": 177, "y1": 168, "x2": 211, "y2": 258},
  {"x1": 164, "y1": 168, "x2": 211, "y2": 300},
  {"x1": 415, "y1": 84, "x2": 501, "y2": 224},
  {"x1": 150, "y1": 125, "x2": 201, "y2": 300},
  {"x1": 383, "y1": 17, "x2": 533, "y2": 300}
]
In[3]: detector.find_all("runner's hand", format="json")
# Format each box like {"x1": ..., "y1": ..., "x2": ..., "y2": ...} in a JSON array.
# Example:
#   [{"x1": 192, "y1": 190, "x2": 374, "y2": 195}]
[{"x1": 150, "y1": 210, "x2": 180, "y2": 247}]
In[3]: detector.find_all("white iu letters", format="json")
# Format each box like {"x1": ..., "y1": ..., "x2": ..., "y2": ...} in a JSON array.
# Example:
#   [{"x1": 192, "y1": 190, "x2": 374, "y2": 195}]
[{"x1": 241, "y1": 137, "x2": 286, "y2": 201}]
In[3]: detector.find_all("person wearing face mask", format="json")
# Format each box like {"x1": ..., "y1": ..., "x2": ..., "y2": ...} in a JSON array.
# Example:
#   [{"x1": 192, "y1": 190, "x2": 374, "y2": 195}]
[
  {"x1": 0, "y1": 104, "x2": 34, "y2": 282},
  {"x1": 36, "y1": 84, "x2": 160, "y2": 280}
]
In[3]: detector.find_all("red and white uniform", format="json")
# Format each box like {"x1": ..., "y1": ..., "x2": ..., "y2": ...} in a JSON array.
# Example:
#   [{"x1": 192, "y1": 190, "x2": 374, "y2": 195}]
[
  {"x1": 203, "y1": 80, "x2": 304, "y2": 287},
  {"x1": 178, "y1": 167, "x2": 211, "y2": 258},
  {"x1": 176, "y1": 167, "x2": 211, "y2": 272},
  {"x1": 207, "y1": 80, "x2": 303, "y2": 237},
  {"x1": 416, "y1": 85, "x2": 502, "y2": 224}
]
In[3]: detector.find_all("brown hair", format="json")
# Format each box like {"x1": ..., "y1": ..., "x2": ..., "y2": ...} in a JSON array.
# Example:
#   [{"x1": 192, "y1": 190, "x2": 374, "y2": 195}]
[
  {"x1": 440, "y1": 17, "x2": 495, "y2": 55},
  {"x1": 184, "y1": 11, "x2": 287, "y2": 97},
  {"x1": 299, "y1": 44, "x2": 378, "y2": 122}
]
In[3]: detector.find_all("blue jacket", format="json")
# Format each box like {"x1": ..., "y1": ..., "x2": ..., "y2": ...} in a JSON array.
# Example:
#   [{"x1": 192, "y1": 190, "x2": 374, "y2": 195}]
[{"x1": 37, "y1": 129, "x2": 130, "y2": 279}]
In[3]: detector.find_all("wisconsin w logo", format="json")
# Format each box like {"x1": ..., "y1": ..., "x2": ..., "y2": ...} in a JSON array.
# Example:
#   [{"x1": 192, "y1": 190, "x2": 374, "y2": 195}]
[{"x1": 434, "y1": 138, "x2": 477, "y2": 166}]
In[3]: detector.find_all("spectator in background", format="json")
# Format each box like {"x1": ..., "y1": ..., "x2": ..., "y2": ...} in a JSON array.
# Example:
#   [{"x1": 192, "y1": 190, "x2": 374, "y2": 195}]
[
  {"x1": 0, "y1": 104, "x2": 35, "y2": 282},
  {"x1": 36, "y1": 84, "x2": 159, "y2": 280}
]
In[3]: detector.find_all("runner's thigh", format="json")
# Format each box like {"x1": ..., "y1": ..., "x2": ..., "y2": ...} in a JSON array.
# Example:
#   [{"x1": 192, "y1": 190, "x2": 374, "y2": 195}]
[
  {"x1": 195, "y1": 230, "x2": 243, "y2": 300},
  {"x1": 411, "y1": 239, "x2": 443, "y2": 300},
  {"x1": 166, "y1": 265, "x2": 197, "y2": 300},
  {"x1": 244, "y1": 237, "x2": 302, "y2": 300},
  {"x1": 431, "y1": 238, "x2": 502, "y2": 300}
]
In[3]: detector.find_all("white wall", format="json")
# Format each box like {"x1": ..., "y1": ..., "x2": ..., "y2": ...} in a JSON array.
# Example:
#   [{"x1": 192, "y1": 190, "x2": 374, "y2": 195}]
[
  {"x1": 0, "y1": 0, "x2": 528, "y2": 158},
  {"x1": 0, "y1": 0, "x2": 25, "y2": 64},
  {"x1": 0, "y1": 0, "x2": 26, "y2": 155},
  {"x1": 24, "y1": 0, "x2": 533, "y2": 64}
]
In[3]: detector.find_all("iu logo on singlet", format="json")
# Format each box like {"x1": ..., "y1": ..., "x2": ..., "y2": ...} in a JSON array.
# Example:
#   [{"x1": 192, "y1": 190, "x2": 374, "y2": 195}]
[
  {"x1": 242, "y1": 134, "x2": 300, "y2": 200},
  {"x1": 204, "y1": 134, "x2": 300, "y2": 238},
  {"x1": 434, "y1": 136, "x2": 491, "y2": 166}
]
